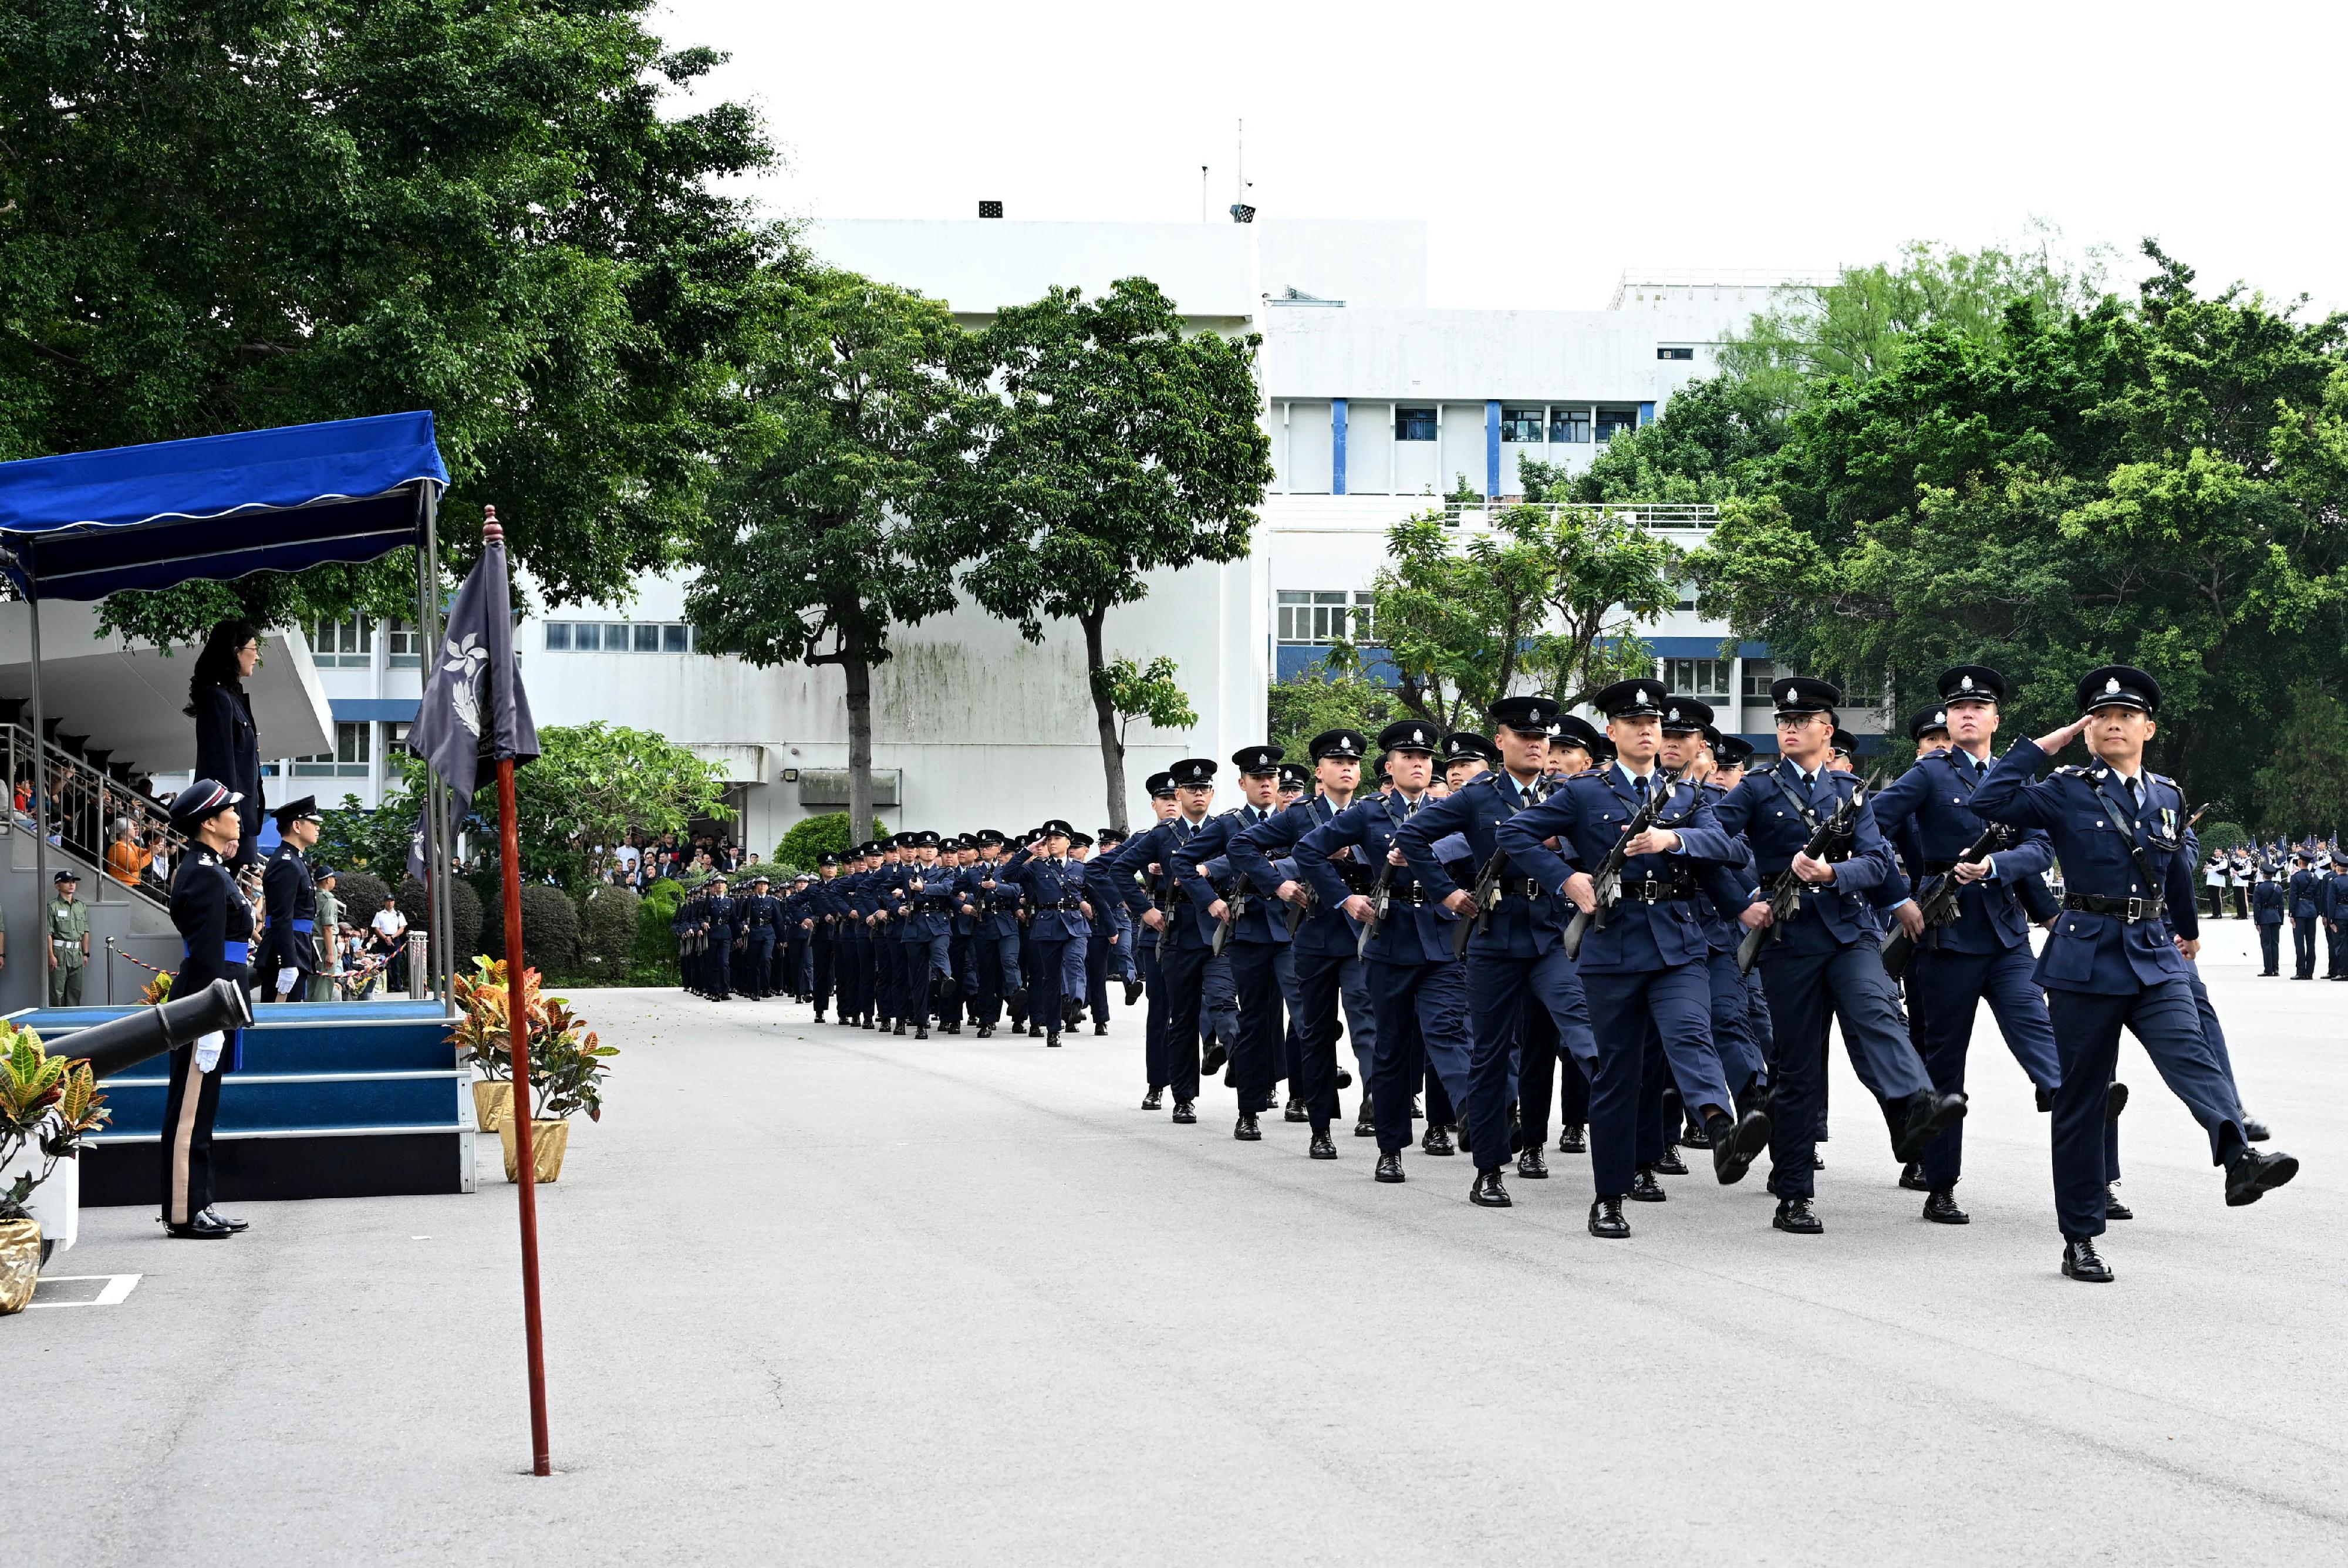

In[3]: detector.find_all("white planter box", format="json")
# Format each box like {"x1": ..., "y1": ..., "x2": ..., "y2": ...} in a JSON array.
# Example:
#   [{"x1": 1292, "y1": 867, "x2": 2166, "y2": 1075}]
[{"x1": 0, "y1": 1145, "x2": 77, "y2": 1256}]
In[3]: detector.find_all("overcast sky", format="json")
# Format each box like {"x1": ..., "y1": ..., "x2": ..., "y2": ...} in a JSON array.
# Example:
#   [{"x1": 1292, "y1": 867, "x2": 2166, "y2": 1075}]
[{"x1": 656, "y1": 0, "x2": 2345, "y2": 316}]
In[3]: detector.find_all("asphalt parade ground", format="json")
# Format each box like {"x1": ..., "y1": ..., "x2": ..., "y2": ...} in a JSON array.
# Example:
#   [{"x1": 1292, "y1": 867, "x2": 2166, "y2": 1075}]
[{"x1": 21, "y1": 919, "x2": 2348, "y2": 1566}]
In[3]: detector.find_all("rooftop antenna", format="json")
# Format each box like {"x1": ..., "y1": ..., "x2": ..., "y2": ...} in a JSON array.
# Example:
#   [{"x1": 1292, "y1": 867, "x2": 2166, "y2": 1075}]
[
  {"x1": 1228, "y1": 119, "x2": 1256, "y2": 223},
  {"x1": 1200, "y1": 164, "x2": 1209, "y2": 223}
]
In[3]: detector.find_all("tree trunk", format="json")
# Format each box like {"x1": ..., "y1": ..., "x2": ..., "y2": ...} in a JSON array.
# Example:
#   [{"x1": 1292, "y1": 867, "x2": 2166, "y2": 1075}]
[
  {"x1": 843, "y1": 623, "x2": 876, "y2": 839},
  {"x1": 1083, "y1": 608, "x2": 1127, "y2": 832}
]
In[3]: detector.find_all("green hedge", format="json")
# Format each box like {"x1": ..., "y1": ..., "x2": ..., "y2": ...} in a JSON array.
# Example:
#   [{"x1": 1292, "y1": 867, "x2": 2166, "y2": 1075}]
[{"x1": 774, "y1": 812, "x2": 889, "y2": 871}]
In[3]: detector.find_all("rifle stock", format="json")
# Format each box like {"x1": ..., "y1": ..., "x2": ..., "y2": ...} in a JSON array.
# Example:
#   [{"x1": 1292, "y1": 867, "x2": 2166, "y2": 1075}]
[
  {"x1": 1879, "y1": 820, "x2": 2009, "y2": 978},
  {"x1": 1357, "y1": 858, "x2": 1395, "y2": 962},
  {"x1": 1452, "y1": 850, "x2": 1509, "y2": 959},
  {"x1": 1560, "y1": 766, "x2": 1681, "y2": 960},
  {"x1": 1738, "y1": 772, "x2": 1877, "y2": 976}
]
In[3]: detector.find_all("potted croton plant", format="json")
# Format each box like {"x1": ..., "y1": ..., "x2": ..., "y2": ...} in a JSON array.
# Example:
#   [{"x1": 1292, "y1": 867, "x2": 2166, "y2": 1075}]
[
  {"x1": 498, "y1": 990, "x2": 616, "y2": 1185},
  {"x1": 449, "y1": 957, "x2": 525, "y2": 1132},
  {"x1": 0, "y1": 1020, "x2": 110, "y2": 1314}
]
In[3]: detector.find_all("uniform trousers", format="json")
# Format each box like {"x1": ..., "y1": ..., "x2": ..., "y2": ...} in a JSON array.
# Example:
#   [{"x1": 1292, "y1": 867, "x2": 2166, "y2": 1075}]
[
  {"x1": 743, "y1": 929, "x2": 775, "y2": 997},
  {"x1": 1579, "y1": 964, "x2": 1729, "y2": 1196},
  {"x1": 706, "y1": 932, "x2": 734, "y2": 1000},
  {"x1": 795, "y1": 933, "x2": 815, "y2": 997},
  {"x1": 2202, "y1": 884, "x2": 2225, "y2": 919},
  {"x1": 1226, "y1": 942, "x2": 1285, "y2": 1115},
  {"x1": 904, "y1": 930, "x2": 952, "y2": 1016},
  {"x1": 812, "y1": 934, "x2": 835, "y2": 1010},
  {"x1": 971, "y1": 930, "x2": 1023, "y2": 1022},
  {"x1": 2257, "y1": 922, "x2": 2281, "y2": 974},
  {"x1": 1086, "y1": 928, "x2": 1115, "y2": 1024},
  {"x1": 158, "y1": 1040, "x2": 228, "y2": 1226},
  {"x1": 1028, "y1": 936, "x2": 1088, "y2": 1036},
  {"x1": 2293, "y1": 917, "x2": 2318, "y2": 977},
  {"x1": 1365, "y1": 958, "x2": 1472, "y2": 1152},
  {"x1": 2329, "y1": 921, "x2": 2348, "y2": 979},
  {"x1": 1153, "y1": 939, "x2": 1210, "y2": 1101},
  {"x1": 1137, "y1": 933, "x2": 1169, "y2": 1088},
  {"x1": 2045, "y1": 978, "x2": 2244, "y2": 1239},
  {"x1": 1555, "y1": 1041, "x2": 1591, "y2": 1130},
  {"x1": 876, "y1": 936, "x2": 903, "y2": 1021},
  {"x1": 1201, "y1": 951, "x2": 1240, "y2": 1058},
  {"x1": 1755, "y1": 939, "x2": 1935, "y2": 1201},
  {"x1": 1462, "y1": 946, "x2": 1597, "y2": 1174},
  {"x1": 1707, "y1": 949, "x2": 1768, "y2": 1100},
  {"x1": 1906, "y1": 943, "x2": 2059, "y2": 1191}
]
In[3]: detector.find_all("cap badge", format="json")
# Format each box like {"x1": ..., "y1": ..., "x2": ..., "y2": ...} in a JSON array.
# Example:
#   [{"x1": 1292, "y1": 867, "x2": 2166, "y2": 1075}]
[
  {"x1": 2105, "y1": 676, "x2": 2121, "y2": 694},
  {"x1": 1935, "y1": 710, "x2": 1945, "y2": 725},
  {"x1": 1959, "y1": 675, "x2": 1973, "y2": 692},
  {"x1": 1666, "y1": 707, "x2": 1679, "y2": 721}
]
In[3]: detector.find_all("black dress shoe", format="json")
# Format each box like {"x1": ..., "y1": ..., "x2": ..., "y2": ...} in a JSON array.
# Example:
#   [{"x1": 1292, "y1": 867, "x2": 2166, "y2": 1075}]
[
  {"x1": 1354, "y1": 1107, "x2": 1378, "y2": 1138},
  {"x1": 1234, "y1": 1112, "x2": 1261, "y2": 1141},
  {"x1": 1171, "y1": 1100, "x2": 1197, "y2": 1124},
  {"x1": 1028, "y1": 1026, "x2": 1044, "y2": 1039},
  {"x1": 2062, "y1": 1238, "x2": 2113, "y2": 1282},
  {"x1": 1588, "y1": 1197, "x2": 1630, "y2": 1239},
  {"x1": 976, "y1": 1024, "x2": 994, "y2": 1038},
  {"x1": 1773, "y1": 1196, "x2": 1823, "y2": 1234},
  {"x1": 1141, "y1": 1088, "x2": 1163, "y2": 1111},
  {"x1": 198, "y1": 1207, "x2": 249, "y2": 1232},
  {"x1": 1375, "y1": 1151, "x2": 1406, "y2": 1183},
  {"x1": 1283, "y1": 1097, "x2": 1308, "y2": 1124},
  {"x1": 1124, "y1": 980, "x2": 1145, "y2": 1007},
  {"x1": 1335, "y1": 1067, "x2": 1353, "y2": 1090},
  {"x1": 1710, "y1": 1107, "x2": 1770, "y2": 1186},
  {"x1": 2244, "y1": 1116, "x2": 2272, "y2": 1142},
  {"x1": 1093, "y1": 1021, "x2": 1108, "y2": 1036},
  {"x1": 1558, "y1": 1123, "x2": 1587, "y2": 1154},
  {"x1": 1421, "y1": 1124, "x2": 1455, "y2": 1157},
  {"x1": 1470, "y1": 1170, "x2": 1512, "y2": 1208},
  {"x1": 812, "y1": 1010, "x2": 825, "y2": 1023},
  {"x1": 1652, "y1": 1147, "x2": 1689, "y2": 1176},
  {"x1": 1811, "y1": 1152, "x2": 1826, "y2": 1170},
  {"x1": 2035, "y1": 1083, "x2": 2054, "y2": 1113},
  {"x1": 1898, "y1": 1162, "x2": 1931, "y2": 1192},
  {"x1": 1201, "y1": 1038, "x2": 1229, "y2": 1075},
  {"x1": 1455, "y1": 1119, "x2": 1470, "y2": 1156},
  {"x1": 2106, "y1": 1081, "x2": 2129, "y2": 1122},
  {"x1": 1628, "y1": 1166, "x2": 1667, "y2": 1203},
  {"x1": 1007, "y1": 985, "x2": 1027, "y2": 1013},
  {"x1": 1309, "y1": 1130, "x2": 1337, "y2": 1159},
  {"x1": 2225, "y1": 1147, "x2": 2299, "y2": 1206},
  {"x1": 1517, "y1": 1147, "x2": 1549, "y2": 1179},
  {"x1": 2104, "y1": 1182, "x2": 2133, "y2": 1220},
  {"x1": 915, "y1": 1024, "x2": 929, "y2": 1040},
  {"x1": 1892, "y1": 1091, "x2": 1968, "y2": 1162},
  {"x1": 1045, "y1": 1033, "x2": 1061, "y2": 1048},
  {"x1": 1677, "y1": 1118, "x2": 1712, "y2": 1149},
  {"x1": 1922, "y1": 1189, "x2": 1969, "y2": 1225},
  {"x1": 163, "y1": 1213, "x2": 233, "y2": 1239}
]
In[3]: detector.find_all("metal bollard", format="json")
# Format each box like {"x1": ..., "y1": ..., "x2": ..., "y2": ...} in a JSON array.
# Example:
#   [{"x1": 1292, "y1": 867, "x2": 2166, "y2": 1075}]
[{"x1": 407, "y1": 930, "x2": 429, "y2": 999}]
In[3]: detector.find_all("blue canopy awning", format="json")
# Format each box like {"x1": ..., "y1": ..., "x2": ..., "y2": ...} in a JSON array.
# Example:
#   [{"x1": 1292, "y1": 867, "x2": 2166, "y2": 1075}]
[{"x1": 0, "y1": 411, "x2": 448, "y2": 600}]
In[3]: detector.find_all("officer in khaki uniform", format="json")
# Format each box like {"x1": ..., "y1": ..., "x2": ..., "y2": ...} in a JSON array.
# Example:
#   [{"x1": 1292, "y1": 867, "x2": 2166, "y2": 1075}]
[
  {"x1": 46, "y1": 869, "x2": 90, "y2": 1006},
  {"x1": 309, "y1": 865, "x2": 343, "y2": 1002}
]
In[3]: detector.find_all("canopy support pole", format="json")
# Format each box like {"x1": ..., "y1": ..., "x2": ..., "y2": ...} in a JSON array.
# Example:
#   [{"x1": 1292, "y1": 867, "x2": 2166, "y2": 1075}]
[
  {"x1": 419, "y1": 484, "x2": 453, "y2": 1006},
  {"x1": 28, "y1": 585, "x2": 44, "y2": 913}
]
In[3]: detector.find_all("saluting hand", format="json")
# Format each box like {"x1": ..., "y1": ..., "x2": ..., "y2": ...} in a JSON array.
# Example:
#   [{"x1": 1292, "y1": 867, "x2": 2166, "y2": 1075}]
[{"x1": 2035, "y1": 713, "x2": 2093, "y2": 754}]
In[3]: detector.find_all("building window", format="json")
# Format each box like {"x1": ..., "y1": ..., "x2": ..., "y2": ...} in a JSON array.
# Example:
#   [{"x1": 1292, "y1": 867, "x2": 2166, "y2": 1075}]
[
  {"x1": 386, "y1": 620, "x2": 422, "y2": 669},
  {"x1": 1550, "y1": 408, "x2": 1591, "y2": 444},
  {"x1": 1660, "y1": 657, "x2": 1731, "y2": 699},
  {"x1": 663, "y1": 623, "x2": 689, "y2": 653},
  {"x1": 309, "y1": 616, "x2": 372, "y2": 668},
  {"x1": 543, "y1": 620, "x2": 697, "y2": 653},
  {"x1": 1742, "y1": 659, "x2": 1777, "y2": 699},
  {"x1": 1500, "y1": 407, "x2": 1545, "y2": 443},
  {"x1": 1674, "y1": 578, "x2": 1699, "y2": 611},
  {"x1": 294, "y1": 720, "x2": 373, "y2": 778},
  {"x1": 1596, "y1": 407, "x2": 1640, "y2": 443},
  {"x1": 632, "y1": 623, "x2": 660, "y2": 653},
  {"x1": 1277, "y1": 590, "x2": 1377, "y2": 645},
  {"x1": 1657, "y1": 346, "x2": 1695, "y2": 361},
  {"x1": 1395, "y1": 407, "x2": 1438, "y2": 441},
  {"x1": 544, "y1": 622, "x2": 571, "y2": 651}
]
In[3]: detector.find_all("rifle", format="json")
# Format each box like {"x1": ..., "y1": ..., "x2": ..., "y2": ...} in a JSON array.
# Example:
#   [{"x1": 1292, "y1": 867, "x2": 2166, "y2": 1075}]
[
  {"x1": 1561, "y1": 766, "x2": 1683, "y2": 960},
  {"x1": 1737, "y1": 771, "x2": 1879, "y2": 976},
  {"x1": 1209, "y1": 882, "x2": 1247, "y2": 956},
  {"x1": 1356, "y1": 856, "x2": 1396, "y2": 962},
  {"x1": 1283, "y1": 883, "x2": 1317, "y2": 937},
  {"x1": 1452, "y1": 850, "x2": 1509, "y2": 959},
  {"x1": 1879, "y1": 821, "x2": 2013, "y2": 979}
]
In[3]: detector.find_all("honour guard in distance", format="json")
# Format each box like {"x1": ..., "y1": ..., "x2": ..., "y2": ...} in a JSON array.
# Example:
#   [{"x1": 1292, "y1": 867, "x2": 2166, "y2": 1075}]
[
  {"x1": 2251, "y1": 854, "x2": 2287, "y2": 976},
  {"x1": 44, "y1": 868, "x2": 90, "y2": 1007},
  {"x1": 1105, "y1": 759, "x2": 1223, "y2": 1121},
  {"x1": 1868, "y1": 667, "x2": 2077, "y2": 1226},
  {"x1": 258, "y1": 795, "x2": 323, "y2": 1005},
  {"x1": 161, "y1": 780, "x2": 257, "y2": 1240},
  {"x1": 1971, "y1": 665, "x2": 2296, "y2": 1283},
  {"x1": 1170, "y1": 746, "x2": 1296, "y2": 1142},
  {"x1": 1492, "y1": 683, "x2": 1771, "y2": 1237},
  {"x1": 701, "y1": 872, "x2": 736, "y2": 1001},
  {"x1": 1708, "y1": 676, "x2": 1968, "y2": 1237},
  {"x1": 1229, "y1": 729, "x2": 1374, "y2": 1150},
  {"x1": 999, "y1": 821, "x2": 1092, "y2": 1047},
  {"x1": 741, "y1": 874, "x2": 778, "y2": 1000},
  {"x1": 1297, "y1": 719, "x2": 1477, "y2": 1178},
  {"x1": 960, "y1": 831, "x2": 1026, "y2": 1037},
  {"x1": 1083, "y1": 828, "x2": 1133, "y2": 1034},
  {"x1": 2323, "y1": 849, "x2": 2348, "y2": 980},
  {"x1": 2286, "y1": 849, "x2": 2324, "y2": 979}
]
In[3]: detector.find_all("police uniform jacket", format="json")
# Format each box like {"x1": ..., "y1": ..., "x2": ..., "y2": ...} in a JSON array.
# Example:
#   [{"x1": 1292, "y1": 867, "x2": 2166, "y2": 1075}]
[
  {"x1": 2325, "y1": 867, "x2": 2348, "y2": 922},
  {"x1": 2251, "y1": 874, "x2": 2287, "y2": 926},
  {"x1": 895, "y1": 861, "x2": 956, "y2": 940},
  {"x1": 1296, "y1": 792, "x2": 1469, "y2": 967},
  {"x1": 1082, "y1": 854, "x2": 1133, "y2": 945},
  {"x1": 1868, "y1": 747, "x2": 2056, "y2": 955},
  {"x1": 1693, "y1": 780, "x2": 1761, "y2": 954},
  {"x1": 1172, "y1": 805, "x2": 1293, "y2": 947},
  {"x1": 1229, "y1": 794, "x2": 1371, "y2": 959},
  {"x1": 1493, "y1": 763, "x2": 1742, "y2": 973},
  {"x1": 2290, "y1": 866, "x2": 2323, "y2": 919},
  {"x1": 258, "y1": 842, "x2": 318, "y2": 979},
  {"x1": 743, "y1": 892, "x2": 779, "y2": 932},
  {"x1": 1970, "y1": 737, "x2": 2197, "y2": 994},
  {"x1": 1394, "y1": 770, "x2": 1570, "y2": 959},
  {"x1": 703, "y1": 891, "x2": 737, "y2": 943},
  {"x1": 1000, "y1": 847, "x2": 1092, "y2": 941},
  {"x1": 173, "y1": 844, "x2": 255, "y2": 996},
  {"x1": 1709, "y1": 760, "x2": 1901, "y2": 953},
  {"x1": 957, "y1": 861, "x2": 1024, "y2": 938},
  {"x1": 1105, "y1": 817, "x2": 1215, "y2": 949}
]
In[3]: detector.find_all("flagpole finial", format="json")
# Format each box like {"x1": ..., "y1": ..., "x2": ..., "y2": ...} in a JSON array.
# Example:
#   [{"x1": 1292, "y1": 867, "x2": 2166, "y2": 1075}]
[{"x1": 482, "y1": 504, "x2": 502, "y2": 545}]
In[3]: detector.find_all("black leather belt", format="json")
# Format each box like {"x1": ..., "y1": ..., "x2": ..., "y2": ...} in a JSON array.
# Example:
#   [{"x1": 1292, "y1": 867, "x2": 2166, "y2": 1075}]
[
  {"x1": 1386, "y1": 886, "x2": 1433, "y2": 907},
  {"x1": 1492, "y1": 877, "x2": 1543, "y2": 900},
  {"x1": 2064, "y1": 892, "x2": 2161, "y2": 922},
  {"x1": 1618, "y1": 874, "x2": 1697, "y2": 903},
  {"x1": 1037, "y1": 897, "x2": 1084, "y2": 912}
]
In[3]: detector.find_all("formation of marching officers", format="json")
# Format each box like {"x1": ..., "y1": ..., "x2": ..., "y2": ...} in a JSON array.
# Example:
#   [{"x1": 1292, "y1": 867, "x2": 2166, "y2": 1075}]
[{"x1": 695, "y1": 661, "x2": 2302, "y2": 1283}]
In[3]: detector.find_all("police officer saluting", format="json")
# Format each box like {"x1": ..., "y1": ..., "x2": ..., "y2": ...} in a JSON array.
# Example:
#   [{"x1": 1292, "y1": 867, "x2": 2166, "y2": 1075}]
[
  {"x1": 259, "y1": 795, "x2": 322, "y2": 1004},
  {"x1": 160, "y1": 780, "x2": 256, "y2": 1239},
  {"x1": 1972, "y1": 665, "x2": 2297, "y2": 1282}
]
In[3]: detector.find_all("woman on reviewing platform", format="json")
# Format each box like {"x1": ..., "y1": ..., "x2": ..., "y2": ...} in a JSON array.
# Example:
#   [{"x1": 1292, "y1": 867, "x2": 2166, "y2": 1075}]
[{"x1": 185, "y1": 618, "x2": 266, "y2": 869}]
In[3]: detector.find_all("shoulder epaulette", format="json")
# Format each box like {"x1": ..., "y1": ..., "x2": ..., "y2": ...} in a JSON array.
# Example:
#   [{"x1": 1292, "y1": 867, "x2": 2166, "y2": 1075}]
[
  {"x1": 2052, "y1": 764, "x2": 2093, "y2": 778},
  {"x1": 1572, "y1": 767, "x2": 1607, "y2": 780}
]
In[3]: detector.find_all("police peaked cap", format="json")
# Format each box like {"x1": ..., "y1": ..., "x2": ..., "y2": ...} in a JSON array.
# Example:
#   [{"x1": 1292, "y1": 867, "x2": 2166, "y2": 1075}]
[
  {"x1": 1590, "y1": 680, "x2": 1668, "y2": 720},
  {"x1": 1657, "y1": 695, "x2": 1713, "y2": 733},
  {"x1": 1488, "y1": 694, "x2": 1561, "y2": 733},
  {"x1": 974, "y1": 829, "x2": 1006, "y2": 846},
  {"x1": 1098, "y1": 827, "x2": 1126, "y2": 844},
  {"x1": 818, "y1": 853, "x2": 841, "y2": 866},
  {"x1": 1713, "y1": 733, "x2": 1756, "y2": 766},
  {"x1": 1277, "y1": 763, "x2": 1311, "y2": 790},
  {"x1": 1830, "y1": 729, "x2": 1857, "y2": 757},
  {"x1": 1441, "y1": 731, "x2": 1499, "y2": 766},
  {"x1": 1938, "y1": 665, "x2": 2008, "y2": 704},
  {"x1": 1909, "y1": 703, "x2": 1951, "y2": 741},
  {"x1": 1770, "y1": 676, "x2": 1841, "y2": 716},
  {"x1": 1549, "y1": 715, "x2": 1604, "y2": 755},
  {"x1": 1231, "y1": 744, "x2": 1285, "y2": 775},
  {"x1": 2076, "y1": 664, "x2": 2160, "y2": 716},
  {"x1": 272, "y1": 794, "x2": 322, "y2": 828},
  {"x1": 1067, "y1": 831, "x2": 1094, "y2": 848},
  {"x1": 1169, "y1": 758, "x2": 1217, "y2": 787},
  {"x1": 1039, "y1": 818, "x2": 1075, "y2": 838},
  {"x1": 169, "y1": 778, "x2": 243, "y2": 829},
  {"x1": 751, "y1": 873, "x2": 771, "y2": 885},
  {"x1": 1308, "y1": 728, "x2": 1368, "y2": 761},
  {"x1": 1144, "y1": 772, "x2": 1177, "y2": 798},
  {"x1": 1377, "y1": 719, "x2": 1439, "y2": 754}
]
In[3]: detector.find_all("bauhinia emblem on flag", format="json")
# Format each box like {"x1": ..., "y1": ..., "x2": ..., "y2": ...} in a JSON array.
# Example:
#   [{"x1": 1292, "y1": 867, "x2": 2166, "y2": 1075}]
[{"x1": 408, "y1": 534, "x2": 538, "y2": 880}]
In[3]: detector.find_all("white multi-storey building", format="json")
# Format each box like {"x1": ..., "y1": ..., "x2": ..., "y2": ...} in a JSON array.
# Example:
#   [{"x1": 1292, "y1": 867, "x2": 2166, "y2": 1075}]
[{"x1": 282, "y1": 219, "x2": 1857, "y2": 846}]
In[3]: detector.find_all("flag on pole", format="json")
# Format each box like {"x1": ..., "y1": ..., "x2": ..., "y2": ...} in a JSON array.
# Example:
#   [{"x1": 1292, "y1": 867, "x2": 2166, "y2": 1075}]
[{"x1": 408, "y1": 535, "x2": 538, "y2": 878}]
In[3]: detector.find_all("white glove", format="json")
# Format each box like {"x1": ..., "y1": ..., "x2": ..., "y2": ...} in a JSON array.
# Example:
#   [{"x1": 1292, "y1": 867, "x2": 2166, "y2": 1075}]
[
  {"x1": 194, "y1": 1031, "x2": 224, "y2": 1073},
  {"x1": 276, "y1": 966, "x2": 299, "y2": 997}
]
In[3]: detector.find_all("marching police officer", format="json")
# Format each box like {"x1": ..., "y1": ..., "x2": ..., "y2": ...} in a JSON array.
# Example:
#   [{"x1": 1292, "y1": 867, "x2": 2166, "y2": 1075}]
[
  {"x1": 160, "y1": 780, "x2": 255, "y2": 1239},
  {"x1": 703, "y1": 873, "x2": 736, "y2": 1000},
  {"x1": 897, "y1": 831, "x2": 957, "y2": 1037},
  {"x1": 960, "y1": 831, "x2": 1025, "y2": 1037},
  {"x1": 1001, "y1": 821, "x2": 1092, "y2": 1047},
  {"x1": 1106, "y1": 761, "x2": 1222, "y2": 1120},
  {"x1": 44, "y1": 869, "x2": 90, "y2": 1007},
  {"x1": 741, "y1": 875, "x2": 778, "y2": 999},
  {"x1": 1084, "y1": 828, "x2": 1132, "y2": 1034},
  {"x1": 259, "y1": 795, "x2": 323, "y2": 1004},
  {"x1": 1172, "y1": 747, "x2": 1296, "y2": 1139},
  {"x1": 808, "y1": 854, "x2": 842, "y2": 1019},
  {"x1": 1972, "y1": 664, "x2": 2296, "y2": 1282}
]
